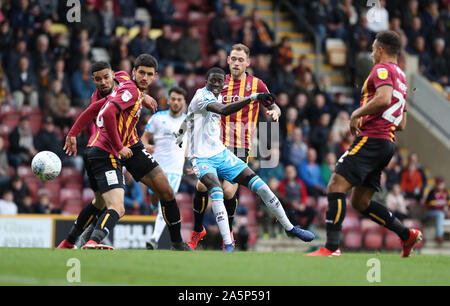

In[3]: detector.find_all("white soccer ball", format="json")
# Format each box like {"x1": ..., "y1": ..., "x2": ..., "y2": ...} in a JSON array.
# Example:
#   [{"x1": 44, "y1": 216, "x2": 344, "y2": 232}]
[{"x1": 31, "y1": 151, "x2": 62, "y2": 181}]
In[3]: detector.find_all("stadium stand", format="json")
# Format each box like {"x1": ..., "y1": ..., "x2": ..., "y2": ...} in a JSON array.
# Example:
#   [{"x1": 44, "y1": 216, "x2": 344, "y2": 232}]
[{"x1": 0, "y1": 0, "x2": 448, "y2": 252}]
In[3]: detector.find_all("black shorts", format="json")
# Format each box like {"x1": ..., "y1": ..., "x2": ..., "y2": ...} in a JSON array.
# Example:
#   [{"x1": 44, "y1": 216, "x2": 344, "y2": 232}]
[
  {"x1": 83, "y1": 146, "x2": 124, "y2": 194},
  {"x1": 121, "y1": 141, "x2": 159, "y2": 182},
  {"x1": 335, "y1": 136, "x2": 396, "y2": 191},
  {"x1": 228, "y1": 147, "x2": 250, "y2": 164}
]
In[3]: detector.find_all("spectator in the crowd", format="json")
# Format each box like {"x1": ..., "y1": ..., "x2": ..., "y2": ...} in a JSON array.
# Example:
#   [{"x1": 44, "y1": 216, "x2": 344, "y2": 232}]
[
  {"x1": 429, "y1": 38, "x2": 448, "y2": 86},
  {"x1": 9, "y1": 175, "x2": 30, "y2": 209},
  {"x1": 213, "y1": 0, "x2": 245, "y2": 16},
  {"x1": 274, "y1": 62, "x2": 296, "y2": 97},
  {"x1": 212, "y1": 48, "x2": 228, "y2": 72},
  {"x1": 278, "y1": 164, "x2": 317, "y2": 231},
  {"x1": 280, "y1": 106, "x2": 298, "y2": 140},
  {"x1": 292, "y1": 92, "x2": 309, "y2": 128},
  {"x1": 0, "y1": 68, "x2": 12, "y2": 105},
  {"x1": 71, "y1": 59, "x2": 96, "y2": 108},
  {"x1": 116, "y1": 0, "x2": 136, "y2": 28},
  {"x1": 237, "y1": 17, "x2": 257, "y2": 52},
  {"x1": 406, "y1": 16, "x2": 426, "y2": 50},
  {"x1": 320, "y1": 151, "x2": 336, "y2": 186},
  {"x1": 128, "y1": 21, "x2": 157, "y2": 60},
  {"x1": 9, "y1": 56, "x2": 39, "y2": 109},
  {"x1": 366, "y1": 0, "x2": 389, "y2": 33},
  {"x1": 422, "y1": 0, "x2": 439, "y2": 31},
  {"x1": 282, "y1": 126, "x2": 308, "y2": 168},
  {"x1": 386, "y1": 183, "x2": 409, "y2": 221},
  {"x1": 70, "y1": 39, "x2": 93, "y2": 73},
  {"x1": 156, "y1": 65, "x2": 178, "y2": 97},
  {"x1": 372, "y1": 171, "x2": 389, "y2": 206},
  {"x1": 18, "y1": 194, "x2": 41, "y2": 213},
  {"x1": 156, "y1": 24, "x2": 186, "y2": 73},
  {"x1": 8, "y1": 116, "x2": 37, "y2": 167},
  {"x1": 111, "y1": 33, "x2": 131, "y2": 70},
  {"x1": 34, "y1": 116, "x2": 64, "y2": 159},
  {"x1": 338, "y1": 131, "x2": 355, "y2": 156},
  {"x1": 402, "y1": 0, "x2": 419, "y2": 31},
  {"x1": 384, "y1": 153, "x2": 401, "y2": 191},
  {"x1": 37, "y1": 0, "x2": 59, "y2": 21},
  {"x1": 309, "y1": 0, "x2": 347, "y2": 49},
  {"x1": 43, "y1": 79, "x2": 72, "y2": 130},
  {"x1": 36, "y1": 191, "x2": 61, "y2": 214},
  {"x1": 175, "y1": 25, "x2": 203, "y2": 73},
  {"x1": 331, "y1": 110, "x2": 349, "y2": 143},
  {"x1": 98, "y1": 0, "x2": 117, "y2": 48},
  {"x1": 148, "y1": 0, "x2": 176, "y2": 28},
  {"x1": 309, "y1": 112, "x2": 331, "y2": 163},
  {"x1": 49, "y1": 57, "x2": 72, "y2": 99},
  {"x1": 35, "y1": 61, "x2": 51, "y2": 105},
  {"x1": 326, "y1": 130, "x2": 341, "y2": 158},
  {"x1": 425, "y1": 176, "x2": 450, "y2": 245},
  {"x1": 124, "y1": 171, "x2": 148, "y2": 215},
  {"x1": 273, "y1": 36, "x2": 294, "y2": 67},
  {"x1": 295, "y1": 54, "x2": 312, "y2": 82},
  {"x1": 0, "y1": 20, "x2": 14, "y2": 61},
  {"x1": 250, "y1": 9, "x2": 274, "y2": 55},
  {"x1": 179, "y1": 70, "x2": 198, "y2": 103},
  {"x1": 306, "y1": 93, "x2": 328, "y2": 126},
  {"x1": 411, "y1": 35, "x2": 432, "y2": 77},
  {"x1": 8, "y1": 0, "x2": 35, "y2": 36},
  {"x1": 0, "y1": 137, "x2": 10, "y2": 192},
  {"x1": 338, "y1": 0, "x2": 358, "y2": 27},
  {"x1": 298, "y1": 147, "x2": 326, "y2": 198},
  {"x1": 0, "y1": 189, "x2": 18, "y2": 215},
  {"x1": 32, "y1": 34, "x2": 53, "y2": 71},
  {"x1": 295, "y1": 70, "x2": 317, "y2": 100},
  {"x1": 252, "y1": 54, "x2": 273, "y2": 91},
  {"x1": 209, "y1": 4, "x2": 235, "y2": 54},
  {"x1": 74, "y1": 0, "x2": 101, "y2": 46},
  {"x1": 400, "y1": 153, "x2": 424, "y2": 202},
  {"x1": 118, "y1": 58, "x2": 132, "y2": 75}
]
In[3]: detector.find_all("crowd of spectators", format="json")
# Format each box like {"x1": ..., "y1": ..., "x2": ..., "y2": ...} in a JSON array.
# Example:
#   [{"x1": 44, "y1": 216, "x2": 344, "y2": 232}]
[{"x1": 0, "y1": 0, "x2": 448, "y2": 246}]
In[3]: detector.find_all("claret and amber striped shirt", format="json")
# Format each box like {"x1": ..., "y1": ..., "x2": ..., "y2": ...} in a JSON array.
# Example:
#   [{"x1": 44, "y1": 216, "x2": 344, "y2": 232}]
[{"x1": 220, "y1": 74, "x2": 269, "y2": 149}]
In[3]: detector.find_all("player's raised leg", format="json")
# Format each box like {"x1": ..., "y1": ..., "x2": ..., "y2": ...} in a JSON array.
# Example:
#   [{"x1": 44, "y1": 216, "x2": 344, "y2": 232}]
[
  {"x1": 233, "y1": 167, "x2": 314, "y2": 242},
  {"x1": 352, "y1": 186, "x2": 422, "y2": 257}
]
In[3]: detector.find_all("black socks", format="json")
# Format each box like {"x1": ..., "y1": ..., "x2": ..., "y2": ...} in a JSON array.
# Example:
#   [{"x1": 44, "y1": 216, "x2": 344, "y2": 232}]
[{"x1": 325, "y1": 192, "x2": 347, "y2": 252}]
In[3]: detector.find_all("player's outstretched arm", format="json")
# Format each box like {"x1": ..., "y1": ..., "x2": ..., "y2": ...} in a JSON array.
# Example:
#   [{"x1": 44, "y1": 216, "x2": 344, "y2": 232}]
[
  {"x1": 207, "y1": 93, "x2": 276, "y2": 116},
  {"x1": 67, "y1": 97, "x2": 108, "y2": 138}
]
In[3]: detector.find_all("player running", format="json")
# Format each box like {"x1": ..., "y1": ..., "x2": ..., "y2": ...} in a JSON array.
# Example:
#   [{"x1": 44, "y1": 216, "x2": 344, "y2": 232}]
[
  {"x1": 58, "y1": 56, "x2": 191, "y2": 250},
  {"x1": 305, "y1": 30, "x2": 422, "y2": 257},
  {"x1": 187, "y1": 43, "x2": 282, "y2": 249},
  {"x1": 141, "y1": 87, "x2": 188, "y2": 249},
  {"x1": 176, "y1": 67, "x2": 314, "y2": 252}
]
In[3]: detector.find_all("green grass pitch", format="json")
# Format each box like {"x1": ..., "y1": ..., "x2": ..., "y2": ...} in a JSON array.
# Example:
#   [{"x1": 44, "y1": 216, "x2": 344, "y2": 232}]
[{"x1": 1, "y1": 248, "x2": 450, "y2": 286}]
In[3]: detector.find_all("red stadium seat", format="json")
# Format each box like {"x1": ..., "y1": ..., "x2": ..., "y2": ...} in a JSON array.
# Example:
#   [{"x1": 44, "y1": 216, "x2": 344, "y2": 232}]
[
  {"x1": 175, "y1": 192, "x2": 193, "y2": 207},
  {"x1": 60, "y1": 167, "x2": 83, "y2": 186},
  {"x1": 60, "y1": 188, "x2": 82, "y2": 205},
  {"x1": 342, "y1": 216, "x2": 361, "y2": 233},
  {"x1": 0, "y1": 104, "x2": 20, "y2": 119},
  {"x1": 361, "y1": 218, "x2": 383, "y2": 234},
  {"x1": 180, "y1": 205, "x2": 193, "y2": 223},
  {"x1": 43, "y1": 180, "x2": 62, "y2": 199},
  {"x1": 364, "y1": 231, "x2": 384, "y2": 249},
  {"x1": 21, "y1": 105, "x2": 41, "y2": 117},
  {"x1": 384, "y1": 231, "x2": 402, "y2": 249},
  {"x1": 343, "y1": 230, "x2": 363, "y2": 249}
]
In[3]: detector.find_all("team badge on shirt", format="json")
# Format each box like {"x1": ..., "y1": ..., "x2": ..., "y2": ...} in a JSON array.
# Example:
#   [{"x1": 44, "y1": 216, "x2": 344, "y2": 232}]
[
  {"x1": 122, "y1": 90, "x2": 132, "y2": 102},
  {"x1": 377, "y1": 68, "x2": 388, "y2": 80}
]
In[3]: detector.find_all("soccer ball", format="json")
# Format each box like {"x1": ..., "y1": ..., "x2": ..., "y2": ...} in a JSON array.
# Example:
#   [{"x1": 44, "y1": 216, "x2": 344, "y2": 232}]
[{"x1": 31, "y1": 151, "x2": 62, "y2": 181}]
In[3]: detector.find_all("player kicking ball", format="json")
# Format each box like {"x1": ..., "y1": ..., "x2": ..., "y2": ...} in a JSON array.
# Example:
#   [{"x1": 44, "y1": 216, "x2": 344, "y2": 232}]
[
  {"x1": 175, "y1": 67, "x2": 314, "y2": 252},
  {"x1": 305, "y1": 30, "x2": 422, "y2": 257}
]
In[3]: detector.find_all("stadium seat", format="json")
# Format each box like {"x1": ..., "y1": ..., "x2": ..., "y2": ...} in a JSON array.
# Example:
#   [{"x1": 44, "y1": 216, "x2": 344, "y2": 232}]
[
  {"x1": 43, "y1": 180, "x2": 62, "y2": 199},
  {"x1": 363, "y1": 231, "x2": 384, "y2": 249},
  {"x1": 342, "y1": 216, "x2": 361, "y2": 233},
  {"x1": 17, "y1": 165, "x2": 34, "y2": 178},
  {"x1": 384, "y1": 231, "x2": 402, "y2": 249},
  {"x1": 180, "y1": 205, "x2": 193, "y2": 223},
  {"x1": 0, "y1": 104, "x2": 20, "y2": 119},
  {"x1": 21, "y1": 105, "x2": 41, "y2": 117},
  {"x1": 343, "y1": 230, "x2": 363, "y2": 249},
  {"x1": 361, "y1": 218, "x2": 383, "y2": 234},
  {"x1": 26, "y1": 180, "x2": 40, "y2": 203},
  {"x1": 60, "y1": 167, "x2": 83, "y2": 186},
  {"x1": 60, "y1": 188, "x2": 82, "y2": 206}
]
